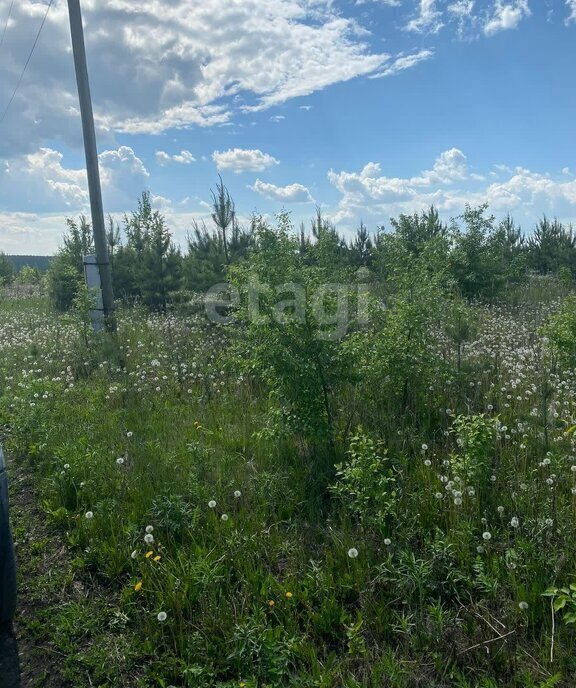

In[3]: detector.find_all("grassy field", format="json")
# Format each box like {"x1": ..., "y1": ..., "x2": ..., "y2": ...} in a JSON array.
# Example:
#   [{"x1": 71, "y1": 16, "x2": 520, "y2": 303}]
[{"x1": 2, "y1": 284, "x2": 576, "y2": 687}]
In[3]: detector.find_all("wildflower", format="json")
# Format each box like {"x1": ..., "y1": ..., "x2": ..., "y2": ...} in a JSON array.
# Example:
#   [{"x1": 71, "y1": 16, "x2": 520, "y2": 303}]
[
  {"x1": 384, "y1": 538, "x2": 392, "y2": 546},
  {"x1": 435, "y1": 492, "x2": 443, "y2": 499},
  {"x1": 285, "y1": 591, "x2": 293, "y2": 599},
  {"x1": 208, "y1": 500, "x2": 216, "y2": 509},
  {"x1": 145, "y1": 551, "x2": 154, "y2": 558},
  {"x1": 134, "y1": 581, "x2": 143, "y2": 592},
  {"x1": 64, "y1": 464, "x2": 70, "y2": 470},
  {"x1": 116, "y1": 457, "x2": 125, "y2": 465},
  {"x1": 347, "y1": 547, "x2": 359, "y2": 559},
  {"x1": 153, "y1": 555, "x2": 161, "y2": 562},
  {"x1": 543, "y1": 457, "x2": 551, "y2": 466},
  {"x1": 144, "y1": 533, "x2": 154, "y2": 545},
  {"x1": 234, "y1": 490, "x2": 242, "y2": 498},
  {"x1": 497, "y1": 506, "x2": 504, "y2": 514},
  {"x1": 157, "y1": 611, "x2": 167, "y2": 622},
  {"x1": 571, "y1": 465, "x2": 576, "y2": 473},
  {"x1": 145, "y1": 525, "x2": 154, "y2": 533},
  {"x1": 85, "y1": 511, "x2": 94, "y2": 520},
  {"x1": 131, "y1": 550, "x2": 138, "y2": 559},
  {"x1": 421, "y1": 444, "x2": 428, "y2": 451},
  {"x1": 482, "y1": 532, "x2": 492, "y2": 541},
  {"x1": 424, "y1": 459, "x2": 432, "y2": 467},
  {"x1": 221, "y1": 514, "x2": 229, "y2": 521},
  {"x1": 510, "y1": 517, "x2": 519, "y2": 528},
  {"x1": 267, "y1": 600, "x2": 275, "y2": 607},
  {"x1": 467, "y1": 488, "x2": 475, "y2": 497},
  {"x1": 519, "y1": 601, "x2": 529, "y2": 611},
  {"x1": 127, "y1": 431, "x2": 133, "y2": 438},
  {"x1": 477, "y1": 545, "x2": 485, "y2": 554},
  {"x1": 454, "y1": 497, "x2": 462, "y2": 506},
  {"x1": 545, "y1": 518, "x2": 554, "y2": 527}
]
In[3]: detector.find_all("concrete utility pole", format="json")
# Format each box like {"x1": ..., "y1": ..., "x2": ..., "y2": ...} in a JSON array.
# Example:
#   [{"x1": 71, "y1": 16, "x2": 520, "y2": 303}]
[{"x1": 67, "y1": 0, "x2": 115, "y2": 331}]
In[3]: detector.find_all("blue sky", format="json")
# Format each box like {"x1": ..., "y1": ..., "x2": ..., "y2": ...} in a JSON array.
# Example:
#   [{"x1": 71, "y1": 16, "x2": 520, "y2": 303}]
[{"x1": 0, "y1": 0, "x2": 575, "y2": 253}]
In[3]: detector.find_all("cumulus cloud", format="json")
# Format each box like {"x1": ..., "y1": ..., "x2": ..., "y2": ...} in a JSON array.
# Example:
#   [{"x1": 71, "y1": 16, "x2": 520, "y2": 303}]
[
  {"x1": 327, "y1": 150, "x2": 576, "y2": 228},
  {"x1": 484, "y1": 1, "x2": 531, "y2": 36},
  {"x1": 0, "y1": 146, "x2": 149, "y2": 214},
  {"x1": 0, "y1": 0, "x2": 392, "y2": 156},
  {"x1": 156, "y1": 150, "x2": 196, "y2": 165},
  {"x1": 252, "y1": 179, "x2": 314, "y2": 203},
  {"x1": 213, "y1": 148, "x2": 280, "y2": 173},
  {"x1": 566, "y1": 0, "x2": 576, "y2": 24}
]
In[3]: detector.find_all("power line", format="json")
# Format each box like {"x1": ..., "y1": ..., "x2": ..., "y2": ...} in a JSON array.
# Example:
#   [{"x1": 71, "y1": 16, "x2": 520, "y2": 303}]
[
  {"x1": 0, "y1": 0, "x2": 54, "y2": 125},
  {"x1": 0, "y1": 0, "x2": 15, "y2": 52}
]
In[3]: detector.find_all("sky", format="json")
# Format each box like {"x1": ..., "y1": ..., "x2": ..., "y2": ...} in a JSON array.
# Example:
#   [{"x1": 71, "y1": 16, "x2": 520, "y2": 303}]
[{"x1": 0, "y1": 0, "x2": 575, "y2": 254}]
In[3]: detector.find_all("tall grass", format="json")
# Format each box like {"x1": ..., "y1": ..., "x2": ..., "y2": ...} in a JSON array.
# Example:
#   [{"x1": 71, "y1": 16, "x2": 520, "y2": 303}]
[{"x1": 1, "y1": 285, "x2": 576, "y2": 687}]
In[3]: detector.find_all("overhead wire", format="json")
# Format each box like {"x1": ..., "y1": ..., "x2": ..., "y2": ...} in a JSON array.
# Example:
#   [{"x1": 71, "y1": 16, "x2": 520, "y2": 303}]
[
  {"x1": 0, "y1": 0, "x2": 55, "y2": 125},
  {"x1": 0, "y1": 0, "x2": 15, "y2": 52}
]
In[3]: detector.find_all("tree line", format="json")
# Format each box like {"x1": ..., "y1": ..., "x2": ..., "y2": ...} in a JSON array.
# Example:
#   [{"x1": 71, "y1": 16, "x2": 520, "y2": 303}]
[{"x1": 3, "y1": 178, "x2": 575, "y2": 309}]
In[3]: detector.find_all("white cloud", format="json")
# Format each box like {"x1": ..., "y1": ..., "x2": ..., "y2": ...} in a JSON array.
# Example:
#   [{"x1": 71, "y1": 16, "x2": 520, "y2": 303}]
[
  {"x1": 566, "y1": 0, "x2": 576, "y2": 24},
  {"x1": 0, "y1": 146, "x2": 149, "y2": 214},
  {"x1": 0, "y1": 212, "x2": 67, "y2": 254},
  {"x1": 156, "y1": 150, "x2": 196, "y2": 165},
  {"x1": 0, "y1": 0, "x2": 389, "y2": 155},
  {"x1": 356, "y1": 0, "x2": 401, "y2": 5},
  {"x1": 213, "y1": 148, "x2": 280, "y2": 173},
  {"x1": 405, "y1": 0, "x2": 444, "y2": 33},
  {"x1": 372, "y1": 49, "x2": 434, "y2": 77},
  {"x1": 327, "y1": 150, "x2": 576, "y2": 229},
  {"x1": 447, "y1": 1, "x2": 477, "y2": 37},
  {"x1": 252, "y1": 179, "x2": 314, "y2": 203},
  {"x1": 484, "y1": 1, "x2": 531, "y2": 36}
]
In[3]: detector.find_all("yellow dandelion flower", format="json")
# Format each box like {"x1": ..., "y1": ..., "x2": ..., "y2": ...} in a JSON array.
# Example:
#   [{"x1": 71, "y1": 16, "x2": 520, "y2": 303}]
[
  {"x1": 267, "y1": 599, "x2": 275, "y2": 607},
  {"x1": 145, "y1": 551, "x2": 154, "y2": 558},
  {"x1": 285, "y1": 591, "x2": 293, "y2": 599},
  {"x1": 134, "y1": 581, "x2": 143, "y2": 592},
  {"x1": 153, "y1": 555, "x2": 161, "y2": 562}
]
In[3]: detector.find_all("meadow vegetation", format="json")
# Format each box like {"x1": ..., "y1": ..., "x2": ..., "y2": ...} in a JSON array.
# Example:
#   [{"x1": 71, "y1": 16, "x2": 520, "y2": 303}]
[{"x1": 2, "y1": 194, "x2": 576, "y2": 686}]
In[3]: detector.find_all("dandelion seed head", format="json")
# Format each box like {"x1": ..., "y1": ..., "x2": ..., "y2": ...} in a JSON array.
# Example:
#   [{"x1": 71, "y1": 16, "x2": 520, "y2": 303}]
[
  {"x1": 85, "y1": 511, "x2": 94, "y2": 519},
  {"x1": 157, "y1": 611, "x2": 167, "y2": 622},
  {"x1": 347, "y1": 547, "x2": 359, "y2": 559}
]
